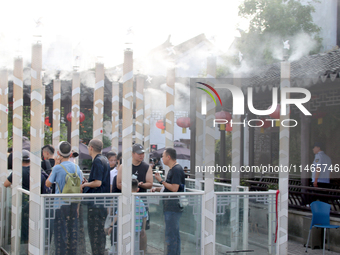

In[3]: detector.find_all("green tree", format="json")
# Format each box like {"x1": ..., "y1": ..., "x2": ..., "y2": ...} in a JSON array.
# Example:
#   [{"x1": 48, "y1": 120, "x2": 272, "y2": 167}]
[{"x1": 236, "y1": 0, "x2": 322, "y2": 65}]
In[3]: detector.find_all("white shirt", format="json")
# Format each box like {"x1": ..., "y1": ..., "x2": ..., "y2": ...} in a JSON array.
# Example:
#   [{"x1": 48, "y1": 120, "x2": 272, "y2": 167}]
[
  {"x1": 110, "y1": 167, "x2": 118, "y2": 185},
  {"x1": 312, "y1": 151, "x2": 332, "y2": 183}
]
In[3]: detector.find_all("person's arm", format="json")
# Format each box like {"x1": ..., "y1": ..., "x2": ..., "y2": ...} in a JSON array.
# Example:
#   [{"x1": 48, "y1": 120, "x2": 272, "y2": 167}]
[
  {"x1": 46, "y1": 168, "x2": 55, "y2": 188},
  {"x1": 81, "y1": 180, "x2": 102, "y2": 189},
  {"x1": 151, "y1": 186, "x2": 162, "y2": 192},
  {"x1": 117, "y1": 164, "x2": 122, "y2": 190},
  {"x1": 154, "y1": 172, "x2": 179, "y2": 192},
  {"x1": 138, "y1": 165, "x2": 153, "y2": 190},
  {"x1": 313, "y1": 157, "x2": 323, "y2": 187},
  {"x1": 4, "y1": 179, "x2": 11, "y2": 187},
  {"x1": 46, "y1": 177, "x2": 53, "y2": 188}
]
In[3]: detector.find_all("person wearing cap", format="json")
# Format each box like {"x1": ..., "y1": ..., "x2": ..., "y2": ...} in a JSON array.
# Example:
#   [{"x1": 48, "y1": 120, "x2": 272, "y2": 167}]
[
  {"x1": 4, "y1": 149, "x2": 48, "y2": 250},
  {"x1": 46, "y1": 141, "x2": 82, "y2": 255},
  {"x1": 81, "y1": 138, "x2": 110, "y2": 255},
  {"x1": 117, "y1": 143, "x2": 153, "y2": 192},
  {"x1": 312, "y1": 142, "x2": 332, "y2": 188},
  {"x1": 116, "y1": 143, "x2": 153, "y2": 251}
]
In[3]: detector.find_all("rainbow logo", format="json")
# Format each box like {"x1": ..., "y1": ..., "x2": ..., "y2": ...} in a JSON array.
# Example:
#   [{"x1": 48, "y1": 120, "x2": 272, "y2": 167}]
[{"x1": 196, "y1": 82, "x2": 223, "y2": 107}]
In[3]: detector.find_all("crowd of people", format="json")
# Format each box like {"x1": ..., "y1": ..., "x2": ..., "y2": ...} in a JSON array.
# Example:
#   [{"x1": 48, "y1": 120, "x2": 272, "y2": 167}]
[{"x1": 4, "y1": 139, "x2": 185, "y2": 255}]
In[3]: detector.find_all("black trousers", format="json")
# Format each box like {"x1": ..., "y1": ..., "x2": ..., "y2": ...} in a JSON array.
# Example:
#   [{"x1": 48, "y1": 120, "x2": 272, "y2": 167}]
[
  {"x1": 87, "y1": 206, "x2": 107, "y2": 255},
  {"x1": 54, "y1": 203, "x2": 78, "y2": 255}
]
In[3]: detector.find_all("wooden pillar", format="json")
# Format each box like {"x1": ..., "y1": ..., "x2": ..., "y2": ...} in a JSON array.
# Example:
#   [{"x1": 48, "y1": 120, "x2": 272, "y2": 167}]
[
  {"x1": 135, "y1": 76, "x2": 144, "y2": 145},
  {"x1": 121, "y1": 49, "x2": 133, "y2": 254},
  {"x1": 0, "y1": 68, "x2": 9, "y2": 249},
  {"x1": 71, "y1": 70, "x2": 80, "y2": 163},
  {"x1": 278, "y1": 61, "x2": 290, "y2": 254},
  {"x1": 203, "y1": 55, "x2": 216, "y2": 254},
  {"x1": 111, "y1": 81, "x2": 119, "y2": 152},
  {"x1": 29, "y1": 43, "x2": 43, "y2": 255},
  {"x1": 165, "y1": 59, "x2": 175, "y2": 176},
  {"x1": 144, "y1": 88, "x2": 151, "y2": 164},
  {"x1": 93, "y1": 62, "x2": 104, "y2": 140},
  {"x1": 52, "y1": 79, "x2": 61, "y2": 155}
]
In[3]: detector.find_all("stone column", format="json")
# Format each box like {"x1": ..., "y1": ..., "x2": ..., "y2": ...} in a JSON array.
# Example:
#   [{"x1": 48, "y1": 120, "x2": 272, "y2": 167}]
[
  {"x1": 203, "y1": 55, "x2": 216, "y2": 254},
  {"x1": 144, "y1": 88, "x2": 151, "y2": 164},
  {"x1": 0, "y1": 68, "x2": 9, "y2": 249},
  {"x1": 71, "y1": 70, "x2": 80, "y2": 163},
  {"x1": 29, "y1": 43, "x2": 43, "y2": 255},
  {"x1": 278, "y1": 61, "x2": 290, "y2": 254},
  {"x1": 135, "y1": 76, "x2": 144, "y2": 145},
  {"x1": 52, "y1": 79, "x2": 61, "y2": 155},
  {"x1": 93, "y1": 62, "x2": 104, "y2": 140},
  {"x1": 121, "y1": 49, "x2": 133, "y2": 254},
  {"x1": 111, "y1": 81, "x2": 119, "y2": 152},
  {"x1": 164, "y1": 59, "x2": 175, "y2": 176}
]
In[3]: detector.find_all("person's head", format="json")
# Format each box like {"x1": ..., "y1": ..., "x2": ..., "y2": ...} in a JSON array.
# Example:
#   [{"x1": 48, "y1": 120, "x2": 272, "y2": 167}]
[
  {"x1": 313, "y1": 142, "x2": 323, "y2": 154},
  {"x1": 107, "y1": 151, "x2": 117, "y2": 169},
  {"x1": 132, "y1": 178, "x2": 139, "y2": 193},
  {"x1": 132, "y1": 143, "x2": 145, "y2": 163},
  {"x1": 162, "y1": 147, "x2": 176, "y2": 166},
  {"x1": 116, "y1": 152, "x2": 122, "y2": 166},
  {"x1": 57, "y1": 141, "x2": 72, "y2": 158},
  {"x1": 184, "y1": 166, "x2": 188, "y2": 170},
  {"x1": 88, "y1": 139, "x2": 103, "y2": 157},
  {"x1": 42, "y1": 144, "x2": 55, "y2": 159},
  {"x1": 22, "y1": 149, "x2": 30, "y2": 165}
]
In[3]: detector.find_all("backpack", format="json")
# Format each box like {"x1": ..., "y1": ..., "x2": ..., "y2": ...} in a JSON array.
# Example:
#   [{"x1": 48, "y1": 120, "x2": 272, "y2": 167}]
[{"x1": 56, "y1": 163, "x2": 81, "y2": 200}]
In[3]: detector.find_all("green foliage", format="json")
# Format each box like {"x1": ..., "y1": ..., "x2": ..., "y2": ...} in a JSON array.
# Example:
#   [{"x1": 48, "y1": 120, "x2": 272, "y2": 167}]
[{"x1": 236, "y1": 0, "x2": 322, "y2": 65}]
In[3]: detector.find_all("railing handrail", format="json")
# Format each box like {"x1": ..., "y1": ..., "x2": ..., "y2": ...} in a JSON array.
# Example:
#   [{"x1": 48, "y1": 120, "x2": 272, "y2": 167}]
[
  {"x1": 215, "y1": 190, "x2": 277, "y2": 196},
  {"x1": 17, "y1": 187, "x2": 30, "y2": 196},
  {"x1": 132, "y1": 191, "x2": 204, "y2": 196},
  {"x1": 41, "y1": 191, "x2": 204, "y2": 198},
  {"x1": 41, "y1": 193, "x2": 123, "y2": 197}
]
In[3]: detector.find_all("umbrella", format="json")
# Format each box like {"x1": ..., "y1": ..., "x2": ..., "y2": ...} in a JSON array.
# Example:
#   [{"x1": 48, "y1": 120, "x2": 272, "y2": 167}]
[
  {"x1": 150, "y1": 146, "x2": 190, "y2": 160},
  {"x1": 102, "y1": 144, "x2": 122, "y2": 155},
  {"x1": 78, "y1": 143, "x2": 92, "y2": 160}
]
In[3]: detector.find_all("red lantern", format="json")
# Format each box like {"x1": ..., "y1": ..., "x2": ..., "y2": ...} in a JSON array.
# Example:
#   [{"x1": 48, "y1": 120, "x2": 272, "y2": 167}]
[
  {"x1": 79, "y1": 112, "x2": 85, "y2": 122},
  {"x1": 45, "y1": 117, "x2": 51, "y2": 127},
  {"x1": 176, "y1": 117, "x2": 190, "y2": 133},
  {"x1": 268, "y1": 104, "x2": 280, "y2": 119},
  {"x1": 225, "y1": 123, "x2": 232, "y2": 132},
  {"x1": 156, "y1": 120, "x2": 165, "y2": 134},
  {"x1": 215, "y1": 111, "x2": 232, "y2": 131},
  {"x1": 67, "y1": 112, "x2": 85, "y2": 123}
]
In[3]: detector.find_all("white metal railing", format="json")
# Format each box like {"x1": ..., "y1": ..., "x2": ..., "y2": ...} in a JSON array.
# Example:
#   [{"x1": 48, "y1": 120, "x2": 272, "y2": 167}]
[
  {"x1": 1, "y1": 184, "x2": 278, "y2": 254},
  {"x1": 215, "y1": 190, "x2": 277, "y2": 255}
]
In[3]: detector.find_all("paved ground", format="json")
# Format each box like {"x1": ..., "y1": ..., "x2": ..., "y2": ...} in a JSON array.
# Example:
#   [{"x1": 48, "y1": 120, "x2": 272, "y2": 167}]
[{"x1": 288, "y1": 239, "x2": 340, "y2": 255}]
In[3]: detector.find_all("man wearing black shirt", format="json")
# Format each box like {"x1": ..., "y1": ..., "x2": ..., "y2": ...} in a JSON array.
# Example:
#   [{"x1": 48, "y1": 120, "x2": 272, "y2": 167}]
[
  {"x1": 117, "y1": 143, "x2": 153, "y2": 192},
  {"x1": 4, "y1": 149, "x2": 48, "y2": 251},
  {"x1": 117, "y1": 143, "x2": 153, "y2": 251},
  {"x1": 153, "y1": 148, "x2": 185, "y2": 255},
  {"x1": 81, "y1": 139, "x2": 110, "y2": 255}
]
